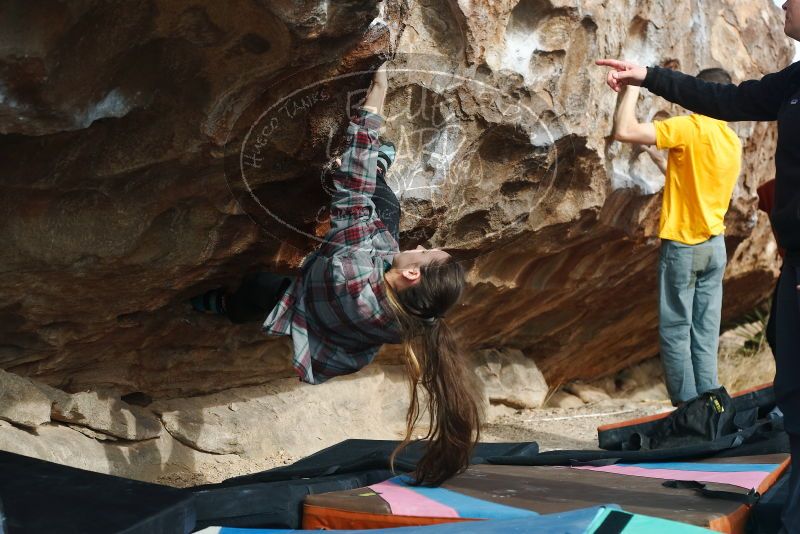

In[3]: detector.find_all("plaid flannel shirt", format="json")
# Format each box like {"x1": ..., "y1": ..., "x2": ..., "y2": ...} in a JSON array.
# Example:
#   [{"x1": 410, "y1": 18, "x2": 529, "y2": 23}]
[{"x1": 263, "y1": 108, "x2": 401, "y2": 384}]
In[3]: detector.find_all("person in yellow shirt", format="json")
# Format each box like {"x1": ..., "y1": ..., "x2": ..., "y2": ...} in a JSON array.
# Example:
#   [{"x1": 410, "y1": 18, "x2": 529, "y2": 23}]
[{"x1": 611, "y1": 68, "x2": 742, "y2": 406}]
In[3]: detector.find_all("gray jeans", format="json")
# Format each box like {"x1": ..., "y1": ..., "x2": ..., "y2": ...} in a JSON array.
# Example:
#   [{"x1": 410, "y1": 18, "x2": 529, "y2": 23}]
[{"x1": 658, "y1": 235, "x2": 726, "y2": 404}]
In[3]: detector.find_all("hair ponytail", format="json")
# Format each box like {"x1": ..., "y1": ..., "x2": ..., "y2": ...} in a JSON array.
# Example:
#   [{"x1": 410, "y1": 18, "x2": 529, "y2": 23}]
[{"x1": 386, "y1": 259, "x2": 482, "y2": 486}]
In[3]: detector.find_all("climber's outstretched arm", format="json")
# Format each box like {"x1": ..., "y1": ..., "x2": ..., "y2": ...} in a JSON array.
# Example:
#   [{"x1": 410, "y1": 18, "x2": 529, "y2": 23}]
[
  {"x1": 362, "y1": 63, "x2": 388, "y2": 116},
  {"x1": 329, "y1": 65, "x2": 386, "y2": 233}
]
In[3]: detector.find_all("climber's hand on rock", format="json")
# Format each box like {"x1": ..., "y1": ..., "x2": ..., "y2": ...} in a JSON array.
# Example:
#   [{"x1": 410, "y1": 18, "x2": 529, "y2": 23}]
[{"x1": 596, "y1": 59, "x2": 647, "y2": 92}]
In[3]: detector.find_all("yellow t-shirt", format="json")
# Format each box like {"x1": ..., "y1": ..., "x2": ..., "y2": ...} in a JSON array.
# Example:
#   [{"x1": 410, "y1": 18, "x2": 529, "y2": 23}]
[{"x1": 654, "y1": 114, "x2": 742, "y2": 245}]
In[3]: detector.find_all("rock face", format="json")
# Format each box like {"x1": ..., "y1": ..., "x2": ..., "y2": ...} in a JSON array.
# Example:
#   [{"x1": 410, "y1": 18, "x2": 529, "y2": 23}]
[
  {"x1": 0, "y1": 365, "x2": 411, "y2": 484},
  {"x1": 0, "y1": 369, "x2": 51, "y2": 428},
  {"x1": 50, "y1": 390, "x2": 163, "y2": 440},
  {"x1": 471, "y1": 348, "x2": 548, "y2": 409},
  {"x1": 0, "y1": 0, "x2": 793, "y2": 481},
  {"x1": 155, "y1": 365, "x2": 411, "y2": 457}
]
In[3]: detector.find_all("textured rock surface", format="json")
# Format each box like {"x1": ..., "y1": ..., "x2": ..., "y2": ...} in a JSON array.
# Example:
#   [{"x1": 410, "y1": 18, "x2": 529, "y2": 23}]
[
  {"x1": 564, "y1": 382, "x2": 612, "y2": 404},
  {"x1": 0, "y1": 418, "x2": 237, "y2": 485},
  {"x1": 0, "y1": 369, "x2": 51, "y2": 428},
  {"x1": 155, "y1": 365, "x2": 410, "y2": 457},
  {"x1": 0, "y1": 365, "x2": 411, "y2": 485},
  {"x1": 0, "y1": 1, "x2": 791, "y2": 398},
  {"x1": 51, "y1": 390, "x2": 162, "y2": 440},
  {"x1": 471, "y1": 348, "x2": 548, "y2": 409},
  {"x1": 0, "y1": 0, "x2": 794, "y2": 481},
  {"x1": 545, "y1": 390, "x2": 586, "y2": 409}
]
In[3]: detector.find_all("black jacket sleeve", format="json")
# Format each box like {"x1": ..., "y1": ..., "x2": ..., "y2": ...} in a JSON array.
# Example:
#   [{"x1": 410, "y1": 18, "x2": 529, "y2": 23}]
[
  {"x1": 642, "y1": 65, "x2": 797, "y2": 122},
  {"x1": 773, "y1": 203, "x2": 800, "y2": 250}
]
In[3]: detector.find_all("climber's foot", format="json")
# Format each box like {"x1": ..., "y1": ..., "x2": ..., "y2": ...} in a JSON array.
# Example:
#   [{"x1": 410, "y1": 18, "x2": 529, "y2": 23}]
[
  {"x1": 377, "y1": 140, "x2": 396, "y2": 178},
  {"x1": 190, "y1": 288, "x2": 227, "y2": 315}
]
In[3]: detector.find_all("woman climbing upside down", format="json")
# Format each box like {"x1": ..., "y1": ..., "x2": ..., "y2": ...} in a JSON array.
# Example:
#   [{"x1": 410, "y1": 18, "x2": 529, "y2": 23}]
[{"x1": 192, "y1": 64, "x2": 481, "y2": 486}]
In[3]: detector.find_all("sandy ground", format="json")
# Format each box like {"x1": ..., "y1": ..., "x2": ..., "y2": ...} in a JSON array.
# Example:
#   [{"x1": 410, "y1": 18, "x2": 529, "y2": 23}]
[
  {"x1": 481, "y1": 322, "x2": 775, "y2": 452},
  {"x1": 159, "y1": 401, "x2": 674, "y2": 488},
  {"x1": 482, "y1": 400, "x2": 673, "y2": 451},
  {"x1": 161, "y1": 321, "x2": 775, "y2": 487}
]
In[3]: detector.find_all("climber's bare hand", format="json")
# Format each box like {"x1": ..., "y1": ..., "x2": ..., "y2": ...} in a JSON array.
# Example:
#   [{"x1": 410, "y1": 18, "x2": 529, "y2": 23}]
[{"x1": 596, "y1": 59, "x2": 647, "y2": 92}]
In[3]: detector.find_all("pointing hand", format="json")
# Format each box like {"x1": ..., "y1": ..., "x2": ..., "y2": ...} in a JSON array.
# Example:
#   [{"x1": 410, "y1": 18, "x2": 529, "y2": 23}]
[{"x1": 596, "y1": 59, "x2": 648, "y2": 92}]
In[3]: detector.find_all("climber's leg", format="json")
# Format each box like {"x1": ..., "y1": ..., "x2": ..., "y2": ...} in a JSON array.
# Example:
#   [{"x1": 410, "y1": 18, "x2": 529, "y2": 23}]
[
  {"x1": 372, "y1": 140, "x2": 399, "y2": 241},
  {"x1": 190, "y1": 288, "x2": 226, "y2": 315},
  {"x1": 658, "y1": 239, "x2": 698, "y2": 405},
  {"x1": 225, "y1": 272, "x2": 292, "y2": 324},
  {"x1": 191, "y1": 272, "x2": 291, "y2": 324},
  {"x1": 373, "y1": 170, "x2": 400, "y2": 243}
]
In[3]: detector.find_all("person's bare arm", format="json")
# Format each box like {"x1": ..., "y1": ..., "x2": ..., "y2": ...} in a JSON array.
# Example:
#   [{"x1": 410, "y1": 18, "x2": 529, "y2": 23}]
[
  {"x1": 362, "y1": 63, "x2": 388, "y2": 116},
  {"x1": 612, "y1": 85, "x2": 657, "y2": 145},
  {"x1": 642, "y1": 145, "x2": 667, "y2": 174}
]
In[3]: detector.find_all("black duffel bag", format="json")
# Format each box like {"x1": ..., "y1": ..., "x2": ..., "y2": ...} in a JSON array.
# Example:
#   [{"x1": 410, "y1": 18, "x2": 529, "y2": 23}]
[{"x1": 645, "y1": 387, "x2": 747, "y2": 449}]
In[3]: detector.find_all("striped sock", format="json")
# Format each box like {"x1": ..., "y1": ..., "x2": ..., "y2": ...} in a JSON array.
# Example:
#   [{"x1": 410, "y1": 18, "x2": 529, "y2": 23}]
[{"x1": 191, "y1": 289, "x2": 226, "y2": 315}]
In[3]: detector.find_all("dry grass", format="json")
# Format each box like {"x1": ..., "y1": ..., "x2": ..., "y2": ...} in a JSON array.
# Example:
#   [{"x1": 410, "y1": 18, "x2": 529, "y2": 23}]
[
  {"x1": 577, "y1": 317, "x2": 776, "y2": 404},
  {"x1": 718, "y1": 320, "x2": 776, "y2": 393}
]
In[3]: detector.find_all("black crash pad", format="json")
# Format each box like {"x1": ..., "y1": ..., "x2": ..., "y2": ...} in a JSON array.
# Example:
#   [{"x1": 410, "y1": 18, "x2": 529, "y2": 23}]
[{"x1": 0, "y1": 451, "x2": 195, "y2": 534}]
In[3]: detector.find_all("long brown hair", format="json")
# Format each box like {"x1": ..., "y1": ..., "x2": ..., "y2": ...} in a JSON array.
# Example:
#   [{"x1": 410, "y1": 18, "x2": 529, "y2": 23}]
[{"x1": 385, "y1": 258, "x2": 482, "y2": 486}]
